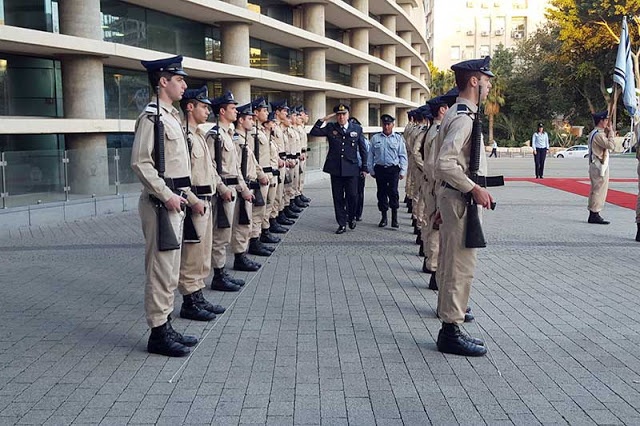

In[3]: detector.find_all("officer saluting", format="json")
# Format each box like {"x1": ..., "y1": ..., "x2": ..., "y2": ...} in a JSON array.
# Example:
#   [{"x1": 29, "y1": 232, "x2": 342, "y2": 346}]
[
  {"x1": 367, "y1": 114, "x2": 408, "y2": 228},
  {"x1": 131, "y1": 55, "x2": 199, "y2": 357},
  {"x1": 434, "y1": 56, "x2": 496, "y2": 357},
  {"x1": 310, "y1": 103, "x2": 369, "y2": 234}
]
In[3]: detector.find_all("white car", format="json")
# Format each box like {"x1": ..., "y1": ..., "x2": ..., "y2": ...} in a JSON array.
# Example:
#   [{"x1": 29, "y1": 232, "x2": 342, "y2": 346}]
[{"x1": 554, "y1": 145, "x2": 589, "y2": 159}]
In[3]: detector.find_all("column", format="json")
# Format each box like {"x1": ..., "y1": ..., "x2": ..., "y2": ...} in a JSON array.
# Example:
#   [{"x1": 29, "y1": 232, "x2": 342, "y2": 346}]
[
  {"x1": 398, "y1": 31, "x2": 412, "y2": 45},
  {"x1": 221, "y1": 21, "x2": 251, "y2": 104},
  {"x1": 379, "y1": 15, "x2": 397, "y2": 118},
  {"x1": 59, "y1": 0, "x2": 108, "y2": 195},
  {"x1": 411, "y1": 88, "x2": 421, "y2": 104},
  {"x1": 350, "y1": 0, "x2": 370, "y2": 126}
]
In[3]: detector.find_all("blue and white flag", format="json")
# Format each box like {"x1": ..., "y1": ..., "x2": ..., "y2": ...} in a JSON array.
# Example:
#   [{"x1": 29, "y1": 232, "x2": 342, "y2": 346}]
[{"x1": 614, "y1": 16, "x2": 637, "y2": 116}]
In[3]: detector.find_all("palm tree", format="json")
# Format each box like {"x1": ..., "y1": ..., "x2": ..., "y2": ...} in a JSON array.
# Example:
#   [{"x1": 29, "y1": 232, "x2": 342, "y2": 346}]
[{"x1": 484, "y1": 75, "x2": 505, "y2": 143}]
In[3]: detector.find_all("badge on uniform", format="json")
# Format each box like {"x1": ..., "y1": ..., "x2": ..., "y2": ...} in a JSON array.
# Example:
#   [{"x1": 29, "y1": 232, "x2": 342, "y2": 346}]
[
  {"x1": 332, "y1": 130, "x2": 338, "y2": 136},
  {"x1": 232, "y1": 134, "x2": 239, "y2": 141},
  {"x1": 350, "y1": 131, "x2": 357, "y2": 137}
]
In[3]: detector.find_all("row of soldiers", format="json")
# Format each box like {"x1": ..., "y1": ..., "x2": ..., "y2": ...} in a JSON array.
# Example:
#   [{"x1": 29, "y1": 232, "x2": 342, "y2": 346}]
[
  {"x1": 130, "y1": 55, "x2": 311, "y2": 357},
  {"x1": 401, "y1": 57, "x2": 501, "y2": 357}
]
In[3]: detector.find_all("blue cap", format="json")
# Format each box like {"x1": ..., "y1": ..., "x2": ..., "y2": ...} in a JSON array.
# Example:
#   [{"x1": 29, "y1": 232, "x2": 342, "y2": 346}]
[
  {"x1": 270, "y1": 100, "x2": 289, "y2": 111},
  {"x1": 182, "y1": 86, "x2": 211, "y2": 105},
  {"x1": 413, "y1": 110, "x2": 424, "y2": 121},
  {"x1": 380, "y1": 114, "x2": 395, "y2": 124},
  {"x1": 592, "y1": 111, "x2": 608, "y2": 124},
  {"x1": 237, "y1": 102, "x2": 255, "y2": 117},
  {"x1": 407, "y1": 110, "x2": 415, "y2": 118},
  {"x1": 441, "y1": 87, "x2": 459, "y2": 106},
  {"x1": 267, "y1": 111, "x2": 277, "y2": 122},
  {"x1": 451, "y1": 56, "x2": 494, "y2": 77},
  {"x1": 141, "y1": 55, "x2": 187, "y2": 76},
  {"x1": 210, "y1": 90, "x2": 238, "y2": 111},
  {"x1": 333, "y1": 103, "x2": 350, "y2": 114},
  {"x1": 252, "y1": 97, "x2": 268, "y2": 110}
]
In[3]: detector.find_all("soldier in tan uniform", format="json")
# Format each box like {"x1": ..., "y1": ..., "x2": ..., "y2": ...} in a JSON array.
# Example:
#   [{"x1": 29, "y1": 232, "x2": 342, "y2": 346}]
[
  {"x1": 131, "y1": 55, "x2": 198, "y2": 357},
  {"x1": 206, "y1": 91, "x2": 252, "y2": 291},
  {"x1": 271, "y1": 101, "x2": 298, "y2": 225},
  {"x1": 284, "y1": 109, "x2": 307, "y2": 215},
  {"x1": 587, "y1": 111, "x2": 615, "y2": 225},
  {"x1": 434, "y1": 57, "x2": 496, "y2": 357},
  {"x1": 265, "y1": 111, "x2": 289, "y2": 235},
  {"x1": 297, "y1": 107, "x2": 312, "y2": 204},
  {"x1": 178, "y1": 86, "x2": 226, "y2": 322},
  {"x1": 412, "y1": 109, "x2": 431, "y2": 244}
]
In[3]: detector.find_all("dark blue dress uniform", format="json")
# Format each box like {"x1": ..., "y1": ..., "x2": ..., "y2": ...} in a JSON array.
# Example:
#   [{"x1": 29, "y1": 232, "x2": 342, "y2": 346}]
[{"x1": 310, "y1": 104, "x2": 368, "y2": 229}]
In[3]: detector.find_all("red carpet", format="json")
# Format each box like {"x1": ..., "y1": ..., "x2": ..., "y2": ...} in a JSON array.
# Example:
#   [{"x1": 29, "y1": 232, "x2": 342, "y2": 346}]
[{"x1": 506, "y1": 178, "x2": 638, "y2": 210}]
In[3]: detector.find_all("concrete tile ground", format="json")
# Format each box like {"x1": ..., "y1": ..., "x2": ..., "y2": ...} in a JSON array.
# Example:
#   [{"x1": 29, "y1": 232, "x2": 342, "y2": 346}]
[{"x1": 0, "y1": 157, "x2": 639, "y2": 425}]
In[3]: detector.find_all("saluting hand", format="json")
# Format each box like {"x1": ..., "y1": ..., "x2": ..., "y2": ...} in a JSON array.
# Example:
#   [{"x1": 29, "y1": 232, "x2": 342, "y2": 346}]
[
  {"x1": 165, "y1": 194, "x2": 187, "y2": 212},
  {"x1": 322, "y1": 113, "x2": 336, "y2": 122}
]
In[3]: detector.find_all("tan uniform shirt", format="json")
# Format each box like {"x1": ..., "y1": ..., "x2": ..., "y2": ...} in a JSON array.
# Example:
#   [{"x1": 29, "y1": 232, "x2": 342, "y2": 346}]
[
  {"x1": 589, "y1": 128, "x2": 615, "y2": 163},
  {"x1": 131, "y1": 100, "x2": 198, "y2": 205},
  {"x1": 205, "y1": 122, "x2": 250, "y2": 197},
  {"x1": 412, "y1": 126, "x2": 427, "y2": 172},
  {"x1": 423, "y1": 119, "x2": 441, "y2": 182},
  {"x1": 236, "y1": 130, "x2": 264, "y2": 181},
  {"x1": 435, "y1": 97, "x2": 488, "y2": 194},
  {"x1": 187, "y1": 125, "x2": 221, "y2": 194},
  {"x1": 296, "y1": 125, "x2": 308, "y2": 153},
  {"x1": 273, "y1": 121, "x2": 287, "y2": 160},
  {"x1": 255, "y1": 123, "x2": 273, "y2": 170},
  {"x1": 286, "y1": 126, "x2": 300, "y2": 159}
]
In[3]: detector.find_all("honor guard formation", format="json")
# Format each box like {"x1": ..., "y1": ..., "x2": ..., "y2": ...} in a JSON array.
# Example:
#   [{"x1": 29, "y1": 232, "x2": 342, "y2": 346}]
[
  {"x1": 131, "y1": 54, "x2": 640, "y2": 360},
  {"x1": 131, "y1": 55, "x2": 311, "y2": 357}
]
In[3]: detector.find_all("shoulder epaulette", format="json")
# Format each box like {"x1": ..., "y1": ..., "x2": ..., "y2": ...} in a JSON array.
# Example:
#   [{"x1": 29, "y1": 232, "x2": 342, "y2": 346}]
[
  {"x1": 456, "y1": 104, "x2": 472, "y2": 116},
  {"x1": 144, "y1": 103, "x2": 158, "y2": 114}
]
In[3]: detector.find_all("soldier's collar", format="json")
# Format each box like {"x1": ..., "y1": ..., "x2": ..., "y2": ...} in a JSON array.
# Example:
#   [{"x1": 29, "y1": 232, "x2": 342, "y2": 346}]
[
  {"x1": 218, "y1": 121, "x2": 233, "y2": 133},
  {"x1": 156, "y1": 98, "x2": 178, "y2": 115}
]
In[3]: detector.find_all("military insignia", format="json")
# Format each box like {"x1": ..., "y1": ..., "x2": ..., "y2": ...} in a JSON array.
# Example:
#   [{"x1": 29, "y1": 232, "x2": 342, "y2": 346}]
[
  {"x1": 338, "y1": 105, "x2": 346, "y2": 112},
  {"x1": 456, "y1": 104, "x2": 472, "y2": 116},
  {"x1": 332, "y1": 130, "x2": 338, "y2": 136},
  {"x1": 350, "y1": 131, "x2": 357, "y2": 137},
  {"x1": 144, "y1": 103, "x2": 158, "y2": 114},
  {"x1": 232, "y1": 134, "x2": 239, "y2": 141}
]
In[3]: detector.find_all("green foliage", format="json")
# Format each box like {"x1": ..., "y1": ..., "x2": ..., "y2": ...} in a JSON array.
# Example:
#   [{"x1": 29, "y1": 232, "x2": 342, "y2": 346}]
[{"x1": 427, "y1": 61, "x2": 454, "y2": 96}]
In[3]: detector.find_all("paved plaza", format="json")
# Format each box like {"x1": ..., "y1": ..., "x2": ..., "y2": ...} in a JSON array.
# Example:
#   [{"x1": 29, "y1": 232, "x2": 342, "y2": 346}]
[{"x1": 1, "y1": 157, "x2": 640, "y2": 425}]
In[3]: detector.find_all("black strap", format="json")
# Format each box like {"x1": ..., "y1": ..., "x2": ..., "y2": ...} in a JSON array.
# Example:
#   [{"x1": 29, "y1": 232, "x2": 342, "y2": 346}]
[
  {"x1": 191, "y1": 185, "x2": 212, "y2": 195},
  {"x1": 196, "y1": 195, "x2": 213, "y2": 201},
  {"x1": 164, "y1": 176, "x2": 191, "y2": 189},
  {"x1": 222, "y1": 177, "x2": 239, "y2": 185},
  {"x1": 442, "y1": 175, "x2": 504, "y2": 192},
  {"x1": 262, "y1": 167, "x2": 273, "y2": 173}
]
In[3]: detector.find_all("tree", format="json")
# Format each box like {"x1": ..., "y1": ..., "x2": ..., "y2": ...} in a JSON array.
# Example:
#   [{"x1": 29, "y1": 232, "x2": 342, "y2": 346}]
[
  {"x1": 427, "y1": 61, "x2": 454, "y2": 96},
  {"x1": 484, "y1": 44, "x2": 513, "y2": 142}
]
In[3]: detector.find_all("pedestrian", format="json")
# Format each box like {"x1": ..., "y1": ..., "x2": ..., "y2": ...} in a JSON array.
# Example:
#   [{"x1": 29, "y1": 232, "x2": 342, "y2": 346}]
[
  {"x1": 489, "y1": 139, "x2": 498, "y2": 157},
  {"x1": 532, "y1": 122, "x2": 549, "y2": 178},
  {"x1": 310, "y1": 103, "x2": 368, "y2": 234},
  {"x1": 178, "y1": 86, "x2": 226, "y2": 323},
  {"x1": 587, "y1": 111, "x2": 615, "y2": 225},
  {"x1": 434, "y1": 56, "x2": 497, "y2": 357},
  {"x1": 367, "y1": 114, "x2": 408, "y2": 228},
  {"x1": 131, "y1": 55, "x2": 199, "y2": 357},
  {"x1": 349, "y1": 117, "x2": 369, "y2": 221}
]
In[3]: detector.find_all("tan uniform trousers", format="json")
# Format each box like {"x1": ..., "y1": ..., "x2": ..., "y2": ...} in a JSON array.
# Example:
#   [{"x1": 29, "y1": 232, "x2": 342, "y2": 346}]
[
  {"x1": 293, "y1": 161, "x2": 301, "y2": 196},
  {"x1": 414, "y1": 174, "x2": 426, "y2": 226},
  {"x1": 299, "y1": 158, "x2": 306, "y2": 193},
  {"x1": 272, "y1": 166, "x2": 286, "y2": 218},
  {"x1": 211, "y1": 188, "x2": 237, "y2": 269},
  {"x1": 588, "y1": 161, "x2": 610, "y2": 213},
  {"x1": 265, "y1": 176, "x2": 278, "y2": 227},
  {"x1": 269, "y1": 175, "x2": 280, "y2": 220},
  {"x1": 178, "y1": 199, "x2": 212, "y2": 295},
  {"x1": 636, "y1": 162, "x2": 640, "y2": 223},
  {"x1": 436, "y1": 187, "x2": 480, "y2": 324},
  {"x1": 251, "y1": 184, "x2": 269, "y2": 238},
  {"x1": 405, "y1": 161, "x2": 414, "y2": 200},
  {"x1": 139, "y1": 192, "x2": 185, "y2": 328},
  {"x1": 421, "y1": 180, "x2": 439, "y2": 272},
  {"x1": 283, "y1": 166, "x2": 295, "y2": 205},
  {"x1": 231, "y1": 195, "x2": 253, "y2": 254}
]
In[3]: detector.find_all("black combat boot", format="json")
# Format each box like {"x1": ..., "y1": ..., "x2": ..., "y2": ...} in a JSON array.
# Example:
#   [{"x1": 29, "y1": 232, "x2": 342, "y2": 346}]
[
  {"x1": 407, "y1": 199, "x2": 413, "y2": 213},
  {"x1": 166, "y1": 317, "x2": 198, "y2": 346},
  {"x1": 261, "y1": 229, "x2": 281, "y2": 244},
  {"x1": 391, "y1": 209, "x2": 399, "y2": 228},
  {"x1": 283, "y1": 207, "x2": 299, "y2": 219},
  {"x1": 147, "y1": 322, "x2": 191, "y2": 357},
  {"x1": 418, "y1": 244, "x2": 424, "y2": 257},
  {"x1": 588, "y1": 211, "x2": 610, "y2": 224},
  {"x1": 181, "y1": 292, "x2": 217, "y2": 321},
  {"x1": 378, "y1": 211, "x2": 388, "y2": 227},
  {"x1": 288, "y1": 201, "x2": 303, "y2": 213},
  {"x1": 416, "y1": 233, "x2": 422, "y2": 245},
  {"x1": 192, "y1": 290, "x2": 225, "y2": 314},
  {"x1": 294, "y1": 196, "x2": 308, "y2": 208},
  {"x1": 270, "y1": 218, "x2": 289, "y2": 233},
  {"x1": 464, "y1": 306, "x2": 474, "y2": 322},
  {"x1": 411, "y1": 218, "x2": 417, "y2": 227},
  {"x1": 277, "y1": 212, "x2": 295, "y2": 225},
  {"x1": 403, "y1": 195, "x2": 409, "y2": 204},
  {"x1": 436, "y1": 323, "x2": 486, "y2": 356},
  {"x1": 300, "y1": 194, "x2": 311, "y2": 203},
  {"x1": 636, "y1": 223, "x2": 640, "y2": 242},
  {"x1": 211, "y1": 268, "x2": 241, "y2": 292},
  {"x1": 249, "y1": 238, "x2": 272, "y2": 256},
  {"x1": 428, "y1": 274, "x2": 438, "y2": 290},
  {"x1": 423, "y1": 258, "x2": 434, "y2": 274},
  {"x1": 220, "y1": 267, "x2": 245, "y2": 286},
  {"x1": 234, "y1": 253, "x2": 261, "y2": 271}
]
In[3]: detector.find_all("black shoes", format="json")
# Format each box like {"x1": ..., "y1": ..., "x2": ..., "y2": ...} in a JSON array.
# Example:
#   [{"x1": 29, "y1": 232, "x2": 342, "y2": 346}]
[
  {"x1": 288, "y1": 202, "x2": 303, "y2": 213},
  {"x1": 391, "y1": 209, "x2": 399, "y2": 228},
  {"x1": 276, "y1": 212, "x2": 295, "y2": 225},
  {"x1": 211, "y1": 267, "x2": 242, "y2": 292},
  {"x1": 261, "y1": 229, "x2": 281, "y2": 244},
  {"x1": 416, "y1": 233, "x2": 422, "y2": 244},
  {"x1": 181, "y1": 292, "x2": 217, "y2": 321},
  {"x1": 437, "y1": 323, "x2": 486, "y2": 357},
  {"x1": 356, "y1": 216, "x2": 362, "y2": 222},
  {"x1": 428, "y1": 274, "x2": 438, "y2": 290},
  {"x1": 299, "y1": 194, "x2": 311, "y2": 203},
  {"x1": 294, "y1": 196, "x2": 309, "y2": 208},
  {"x1": 234, "y1": 253, "x2": 261, "y2": 271},
  {"x1": 249, "y1": 238, "x2": 272, "y2": 257},
  {"x1": 336, "y1": 225, "x2": 346, "y2": 234},
  {"x1": 464, "y1": 306, "x2": 474, "y2": 322},
  {"x1": 411, "y1": 218, "x2": 417, "y2": 227},
  {"x1": 422, "y1": 258, "x2": 434, "y2": 274},
  {"x1": 636, "y1": 223, "x2": 640, "y2": 242},
  {"x1": 191, "y1": 290, "x2": 225, "y2": 314},
  {"x1": 348, "y1": 219, "x2": 357, "y2": 230},
  {"x1": 269, "y1": 218, "x2": 289, "y2": 234},
  {"x1": 378, "y1": 212, "x2": 388, "y2": 227},
  {"x1": 407, "y1": 200, "x2": 413, "y2": 214},
  {"x1": 588, "y1": 211, "x2": 610, "y2": 224},
  {"x1": 418, "y1": 244, "x2": 424, "y2": 257},
  {"x1": 148, "y1": 321, "x2": 196, "y2": 357},
  {"x1": 283, "y1": 207, "x2": 299, "y2": 219}
]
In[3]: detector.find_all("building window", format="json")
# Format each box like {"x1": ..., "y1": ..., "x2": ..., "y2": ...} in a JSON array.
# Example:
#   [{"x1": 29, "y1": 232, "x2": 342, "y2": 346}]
[
  {"x1": 466, "y1": 1, "x2": 474, "y2": 8},
  {"x1": 463, "y1": 45, "x2": 475, "y2": 59},
  {"x1": 0, "y1": 53, "x2": 63, "y2": 117},
  {"x1": 512, "y1": 0, "x2": 527, "y2": 9},
  {"x1": 251, "y1": 87, "x2": 303, "y2": 110},
  {"x1": 450, "y1": 46, "x2": 460, "y2": 60},
  {"x1": 494, "y1": 17, "x2": 506, "y2": 35},
  {"x1": 103, "y1": 67, "x2": 148, "y2": 120},
  {"x1": 0, "y1": 0, "x2": 59, "y2": 32},
  {"x1": 326, "y1": 60, "x2": 351, "y2": 86},
  {"x1": 325, "y1": 22, "x2": 346, "y2": 44},
  {"x1": 247, "y1": 0, "x2": 293, "y2": 25},
  {"x1": 511, "y1": 17, "x2": 526, "y2": 39},
  {"x1": 480, "y1": 16, "x2": 491, "y2": 36},
  {"x1": 479, "y1": 45, "x2": 490, "y2": 58},
  {"x1": 369, "y1": 74, "x2": 380, "y2": 93},
  {"x1": 249, "y1": 38, "x2": 303, "y2": 77}
]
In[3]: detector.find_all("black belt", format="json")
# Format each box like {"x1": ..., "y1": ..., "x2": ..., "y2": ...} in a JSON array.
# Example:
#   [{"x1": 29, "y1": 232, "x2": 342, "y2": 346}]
[
  {"x1": 197, "y1": 195, "x2": 213, "y2": 201},
  {"x1": 191, "y1": 185, "x2": 212, "y2": 195},
  {"x1": 164, "y1": 176, "x2": 191, "y2": 190},
  {"x1": 272, "y1": 170, "x2": 280, "y2": 176},
  {"x1": 262, "y1": 167, "x2": 273, "y2": 173},
  {"x1": 301, "y1": 149, "x2": 307, "y2": 153},
  {"x1": 286, "y1": 154, "x2": 297, "y2": 159},
  {"x1": 221, "y1": 177, "x2": 239, "y2": 185},
  {"x1": 279, "y1": 152, "x2": 287, "y2": 159},
  {"x1": 248, "y1": 180, "x2": 261, "y2": 190},
  {"x1": 374, "y1": 164, "x2": 399, "y2": 169}
]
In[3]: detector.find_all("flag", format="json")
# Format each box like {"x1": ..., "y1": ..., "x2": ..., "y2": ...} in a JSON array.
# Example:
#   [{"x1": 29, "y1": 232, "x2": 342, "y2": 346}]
[{"x1": 614, "y1": 16, "x2": 637, "y2": 116}]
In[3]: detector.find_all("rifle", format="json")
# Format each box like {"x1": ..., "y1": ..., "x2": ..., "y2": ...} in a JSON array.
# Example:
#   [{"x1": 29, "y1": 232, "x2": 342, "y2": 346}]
[
  {"x1": 238, "y1": 130, "x2": 252, "y2": 225},
  {"x1": 465, "y1": 86, "x2": 496, "y2": 249},
  {"x1": 182, "y1": 110, "x2": 200, "y2": 243},
  {"x1": 152, "y1": 91, "x2": 181, "y2": 251},
  {"x1": 213, "y1": 117, "x2": 231, "y2": 228},
  {"x1": 251, "y1": 124, "x2": 265, "y2": 207}
]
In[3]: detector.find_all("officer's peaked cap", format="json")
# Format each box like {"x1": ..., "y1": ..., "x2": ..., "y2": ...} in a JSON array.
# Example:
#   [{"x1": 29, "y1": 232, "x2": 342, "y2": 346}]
[
  {"x1": 182, "y1": 86, "x2": 211, "y2": 105},
  {"x1": 141, "y1": 55, "x2": 188, "y2": 76},
  {"x1": 333, "y1": 103, "x2": 350, "y2": 114},
  {"x1": 270, "y1": 100, "x2": 289, "y2": 111},
  {"x1": 451, "y1": 56, "x2": 494, "y2": 78},
  {"x1": 237, "y1": 102, "x2": 256, "y2": 117},
  {"x1": 252, "y1": 97, "x2": 268, "y2": 109},
  {"x1": 592, "y1": 111, "x2": 608, "y2": 124},
  {"x1": 380, "y1": 114, "x2": 395, "y2": 124}
]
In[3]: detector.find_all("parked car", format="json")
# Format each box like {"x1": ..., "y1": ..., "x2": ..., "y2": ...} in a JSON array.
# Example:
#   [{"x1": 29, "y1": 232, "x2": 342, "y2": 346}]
[{"x1": 554, "y1": 145, "x2": 589, "y2": 159}]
